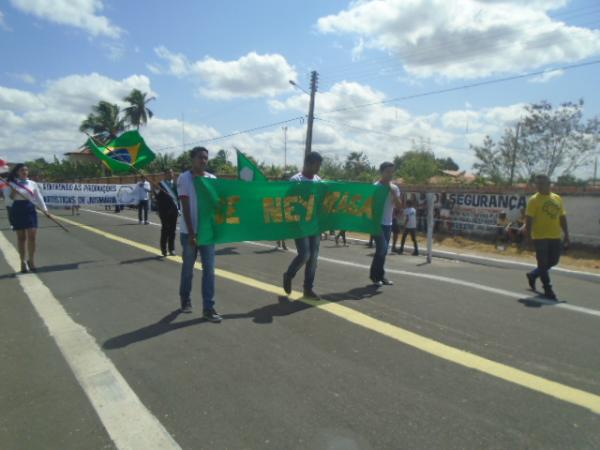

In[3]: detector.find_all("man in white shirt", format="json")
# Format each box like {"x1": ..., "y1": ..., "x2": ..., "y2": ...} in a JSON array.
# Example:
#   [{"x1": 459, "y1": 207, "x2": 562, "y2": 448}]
[
  {"x1": 177, "y1": 146, "x2": 221, "y2": 322},
  {"x1": 398, "y1": 199, "x2": 419, "y2": 255},
  {"x1": 370, "y1": 162, "x2": 402, "y2": 286},
  {"x1": 136, "y1": 175, "x2": 151, "y2": 224},
  {"x1": 283, "y1": 152, "x2": 323, "y2": 300}
]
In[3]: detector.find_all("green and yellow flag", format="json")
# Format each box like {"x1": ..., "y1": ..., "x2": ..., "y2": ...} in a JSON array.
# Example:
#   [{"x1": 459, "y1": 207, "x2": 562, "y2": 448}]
[
  {"x1": 87, "y1": 130, "x2": 156, "y2": 173},
  {"x1": 195, "y1": 177, "x2": 388, "y2": 245},
  {"x1": 236, "y1": 149, "x2": 268, "y2": 182}
]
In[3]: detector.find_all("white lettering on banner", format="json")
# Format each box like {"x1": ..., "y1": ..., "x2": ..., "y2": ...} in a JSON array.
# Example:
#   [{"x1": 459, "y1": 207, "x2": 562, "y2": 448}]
[{"x1": 40, "y1": 183, "x2": 137, "y2": 207}]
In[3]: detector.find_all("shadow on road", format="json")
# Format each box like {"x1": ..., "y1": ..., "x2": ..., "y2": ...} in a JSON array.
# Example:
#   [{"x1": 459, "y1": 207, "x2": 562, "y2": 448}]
[
  {"x1": 518, "y1": 296, "x2": 566, "y2": 308},
  {"x1": 215, "y1": 246, "x2": 240, "y2": 256},
  {"x1": 321, "y1": 284, "x2": 382, "y2": 302},
  {"x1": 119, "y1": 256, "x2": 164, "y2": 265},
  {"x1": 103, "y1": 297, "x2": 313, "y2": 349},
  {"x1": 0, "y1": 260, "x2": 94, "y2": 279}
]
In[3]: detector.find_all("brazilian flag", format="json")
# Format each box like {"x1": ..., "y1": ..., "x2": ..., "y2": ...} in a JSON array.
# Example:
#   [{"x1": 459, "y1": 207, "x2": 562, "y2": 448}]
[
  {"x1": 236, "y1": 149, "x2": 268, "y2": 182},
  {"x1": 87, "y1": 130, "x2": 156, "y2": 173}
]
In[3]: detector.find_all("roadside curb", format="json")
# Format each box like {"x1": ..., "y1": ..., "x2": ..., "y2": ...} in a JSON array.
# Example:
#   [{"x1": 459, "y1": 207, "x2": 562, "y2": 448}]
[{"x1": 343, "y1": 237, "x2": 600, "y2": 283}]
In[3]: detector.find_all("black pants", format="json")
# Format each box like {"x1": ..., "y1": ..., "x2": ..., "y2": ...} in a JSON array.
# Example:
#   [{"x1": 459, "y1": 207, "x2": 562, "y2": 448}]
[
  {"x1": 531, "y1": 239, "x2": 561, "y2": 289},
  {"x1": 159, "y1": 212, "x2": 178, "y2": 253},
  {"x1": 400, "y1": 228, "x2": 418, "y2": 253},
  {"x1": 138, "y1": 200, "x2": 149, "y2": 222},
  {"x1": 6, "y1": 206, "x2": 14, "y2": 227}
]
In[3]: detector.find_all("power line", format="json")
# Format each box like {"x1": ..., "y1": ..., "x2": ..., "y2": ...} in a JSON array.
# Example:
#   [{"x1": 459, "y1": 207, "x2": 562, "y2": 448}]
[
  {"x1": 314, "y1": 116, "x2": 472, "y2": 154},
  {"x1": 153, "y1": 116, "x2": 306, "y2": 152},
  {"x1": 318, "y1": 59, "x2": 600, "y2": 116}
]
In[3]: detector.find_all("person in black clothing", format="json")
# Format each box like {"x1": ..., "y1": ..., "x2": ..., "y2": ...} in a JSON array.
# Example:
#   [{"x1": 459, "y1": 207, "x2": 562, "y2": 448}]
[{"x1": 154, "y1": 170, "x2": 179, "y2": 256}]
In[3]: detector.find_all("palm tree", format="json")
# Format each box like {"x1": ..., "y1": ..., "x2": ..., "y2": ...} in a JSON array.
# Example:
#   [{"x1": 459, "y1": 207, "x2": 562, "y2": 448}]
[
  {"x1": 79, "y1": 101, "x2": 126, "y2": 140},
  {"x1": 123, "y1": 89, "x2": 155, "y2": 129}
]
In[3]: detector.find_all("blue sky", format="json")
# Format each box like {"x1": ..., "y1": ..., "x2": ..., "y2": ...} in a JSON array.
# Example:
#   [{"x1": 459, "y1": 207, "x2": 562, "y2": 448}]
[{"x1": 1, "y1": 0, "x2": 599, "y2": 178}]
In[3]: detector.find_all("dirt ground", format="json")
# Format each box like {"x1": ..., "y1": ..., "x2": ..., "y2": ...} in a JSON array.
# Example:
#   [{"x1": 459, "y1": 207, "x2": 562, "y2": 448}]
[{"x1": 344, "y1": 231, "x2": 600, "y2": 274}]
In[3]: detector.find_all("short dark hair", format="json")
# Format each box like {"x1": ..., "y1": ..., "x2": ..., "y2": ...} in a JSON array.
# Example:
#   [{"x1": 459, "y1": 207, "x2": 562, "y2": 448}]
[
  {"x1": 304, "y1": 152, "x2": 323, "y2": 165},
  {"x1": 379, "y1": 161, "x2": 394, "y2": 173},
  {"x1": 190, "y1": 146, "x2": 209, "y2": 159}
]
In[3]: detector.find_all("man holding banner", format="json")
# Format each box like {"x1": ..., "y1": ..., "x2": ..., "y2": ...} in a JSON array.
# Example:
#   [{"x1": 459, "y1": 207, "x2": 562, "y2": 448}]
[
  {"x1": 370, "y1": 162, "x2": 402, "y2": 286},
  {"x1": 283, "y1": 152, "x2": 324, "y2": 300},
  {"x1": 177, "y1": 147, "x2": 221, "y2": 322}
]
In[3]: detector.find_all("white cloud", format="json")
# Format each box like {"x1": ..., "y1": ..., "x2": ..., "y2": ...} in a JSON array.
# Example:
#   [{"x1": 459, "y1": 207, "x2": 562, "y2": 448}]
[
  {"x1": 529, "y1": 69, "x2": 564, "y2": 83},
  {"x1": 151, "y1": 47, "x2": 298, "y2": 99},
  {"x1": 317, "y1": 0, "x2": 600, "y2": 79},
  {"x1": 0, "y1": 9, "x2": 9, "y2": 30},
  {"x1": 7, "y1": 72, "x2": 36, "y2": 84},
  {"x1": 0, "y1": 73, "x2": 161, "y2": 162},
  {"x1": 10, "y1": 0, "x2": 122, "y2": 38}
]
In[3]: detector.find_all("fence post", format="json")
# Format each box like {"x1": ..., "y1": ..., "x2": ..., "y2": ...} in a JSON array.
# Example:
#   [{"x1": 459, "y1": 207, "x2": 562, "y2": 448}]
[{"x1": 426, "y1": 192, "x2": 434, "y2": 264}]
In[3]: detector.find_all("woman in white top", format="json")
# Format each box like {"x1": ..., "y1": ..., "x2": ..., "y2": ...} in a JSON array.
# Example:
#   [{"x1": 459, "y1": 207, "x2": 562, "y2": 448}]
[{"x1": 4, "y1": 164, "x2": 50, "y2": 273}]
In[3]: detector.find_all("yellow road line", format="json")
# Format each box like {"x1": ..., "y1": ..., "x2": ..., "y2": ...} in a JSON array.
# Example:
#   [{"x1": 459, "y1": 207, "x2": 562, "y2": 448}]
[{"x1": 56, "y1": 215, "x2": 600, "y2": 415}]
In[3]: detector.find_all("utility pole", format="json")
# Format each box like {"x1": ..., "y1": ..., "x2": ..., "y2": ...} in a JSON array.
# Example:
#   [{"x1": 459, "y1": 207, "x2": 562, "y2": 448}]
[
  {"x1": 282, "y1": 126, "x2": 288, "y2": 171},
  {"x1": 304, "y1": 71, "x2": 318, "y2": 159},
  {"x1": 594, "y1": 155, "x2": 598, "y2": 185},
  {"x1": 509, "y1": 122, "x2": 521, "y2": 186}
]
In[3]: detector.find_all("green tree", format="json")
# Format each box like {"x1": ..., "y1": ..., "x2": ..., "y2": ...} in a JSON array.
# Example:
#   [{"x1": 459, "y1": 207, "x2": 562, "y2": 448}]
[
  {"x1": 396, "y1": 150, "x2": 439, "y2": 183},
  {"x1": 436, "y1": 157, "x2": 459, "y2": 171},
  {"x1": 472, "y1": 100, "x2": 600, "y2": 181},
  {"x1": 320, "y1": 156, "x2": 345, "y2": 180},
  {"x1": 123, "y1": 89, "x2": 155, "y2": 129},
  {"x1": 208, "y1": 149, "x2": 235, "y2": 175},
  {"x1": 344, "y1": 151, "x2": 376, "y2": 181},
  {"x1": 146, "y1": 152, "x2": 176, "y2": 173},
  {"x1": 79, "y1": 101, "x2": 126, "y2": 139}
]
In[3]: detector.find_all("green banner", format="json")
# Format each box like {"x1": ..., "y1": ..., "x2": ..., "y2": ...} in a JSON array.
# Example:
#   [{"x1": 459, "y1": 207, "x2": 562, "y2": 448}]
[{"x1": 194, "y1": 178, "x2": 388, "y2": 245}]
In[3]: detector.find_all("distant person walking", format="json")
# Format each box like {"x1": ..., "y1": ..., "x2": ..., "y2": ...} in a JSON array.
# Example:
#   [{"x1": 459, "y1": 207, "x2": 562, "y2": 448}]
[
  {"x1": 3, "y1": 164, "x2": 52, "y2": 273},
  {"x1": 136, "y1": 175, "x2": 151, "y2": 224},
  {"x1": 525, "y1": 174, "x2": 570, "y2": 300},
  {"x1": 398, "y1": 199, "x2": 419, "y2": 255},
  {"x1": 369, "y1": 162, "x2": 402, "y2": 286},
  {"x1": 155, "y1": 169, "x2": 179, "y2": 256}
]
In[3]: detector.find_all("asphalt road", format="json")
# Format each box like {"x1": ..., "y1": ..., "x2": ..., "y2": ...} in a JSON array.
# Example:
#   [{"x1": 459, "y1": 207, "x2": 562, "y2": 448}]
[{"x1": 1, "y1": 207, "x2": 599, "y2": 450}]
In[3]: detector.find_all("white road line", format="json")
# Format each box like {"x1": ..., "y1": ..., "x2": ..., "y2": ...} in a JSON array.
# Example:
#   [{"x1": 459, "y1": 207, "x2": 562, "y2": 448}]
[
  {"x1": 81, "y1": 209, "x2": 600, "y2": 319},
  {"x1": 0, "y1": 232, "x2": 181, "y2": 450},
  {"x1": 245, "y1": 240, "x2": 600, "y2": 319}
]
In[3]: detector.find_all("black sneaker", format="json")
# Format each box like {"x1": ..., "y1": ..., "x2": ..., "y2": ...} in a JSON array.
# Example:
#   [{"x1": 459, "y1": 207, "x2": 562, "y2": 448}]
[
  {"x1": 543, "y1": 287, "x2": 557, "y2": 300},
  {"x1": 526, "y1": 273, "x2": 536, "y2": 291},
  {"x1": 203, "y1": 309, "x2": 222, "y2": 323},
  {"x1": 180, "y1": 302, "x2": 192, "y2": 314},
  {"x1": 20, "y1": 262, "x2": 29, "y2": 274},
  {"x1": 161, "y1": 250, "x2": 167, "y2": 257},
  {"x1": 303, "y1": 289, "x2": 321, "y2": 300},
  {"x1": 412, "y1": 251, "x2": 419, "y2": 256},
  {"x1": 370, "y1": 277, "x2": 383, "y2": 287},
  {"x1": 283, "y1": 273, "x2": 292, "y2": 295},
  {"x1": 169, "y1": 251, "x2": 176, "y2": 256},
  {"x1": 381, "y1": 278, "x2": 394, "y2": 286}
]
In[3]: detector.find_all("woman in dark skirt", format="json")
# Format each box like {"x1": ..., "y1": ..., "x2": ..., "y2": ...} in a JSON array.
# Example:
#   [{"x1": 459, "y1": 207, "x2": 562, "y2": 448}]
[{"x1": 4, "y1": 164, "x2": 50, "y2": 273}]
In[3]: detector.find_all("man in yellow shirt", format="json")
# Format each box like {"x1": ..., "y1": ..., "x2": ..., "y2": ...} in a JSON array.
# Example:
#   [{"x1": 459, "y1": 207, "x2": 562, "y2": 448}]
[{"x1": 525, "y1": 174, "x2": 570, "y2": 300}]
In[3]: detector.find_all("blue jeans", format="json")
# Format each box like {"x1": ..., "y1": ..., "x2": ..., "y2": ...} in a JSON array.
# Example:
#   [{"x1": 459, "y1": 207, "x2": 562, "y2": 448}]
[
  {"x1": 370, "y1": 225, "x2": 392, "y2": 282},
  {"x1": 179, "y1": 233, "x2": 215, "y2": 310},
  {"x1": 286, "y1": 235, "x2": 320, "y2": 290}
]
